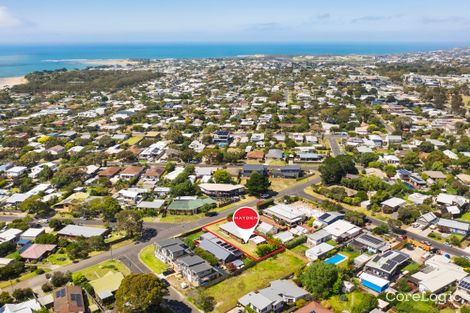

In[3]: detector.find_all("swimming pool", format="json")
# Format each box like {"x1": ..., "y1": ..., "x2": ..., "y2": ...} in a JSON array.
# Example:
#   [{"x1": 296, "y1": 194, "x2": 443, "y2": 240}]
[{"x1": 324, "y1": 253, "x2": 347, "y2": 265}]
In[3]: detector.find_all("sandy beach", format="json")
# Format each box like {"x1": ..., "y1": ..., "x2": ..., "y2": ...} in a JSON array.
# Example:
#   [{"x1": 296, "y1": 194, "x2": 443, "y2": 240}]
[
  {"x1": 77, "y1": 59, "x2": 139, "y2": 66},
  {"x1": 0, "y1": 76, "x2": 27, "y2": 89}
]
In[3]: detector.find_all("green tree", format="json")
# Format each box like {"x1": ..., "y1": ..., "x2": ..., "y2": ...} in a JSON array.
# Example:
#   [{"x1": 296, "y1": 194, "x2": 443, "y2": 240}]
[
  {"x1": 300, "y1": 262, "x2": 341, "y2": 299},
  {"x1": 12, "y1": 288, "x2": 33, "y2": 302},
  {"x1": 191, "y1": 288, "x2": 215, "y2": 313},
  {"x1": 35, "y1": 233, "x2": 57, "y2": 244},
  {"x1": 87, "y1": 196, "x2": 121, "y2": 221},
  {"x1": 19, "y1": 197, "x2": 52, "y2": 217},
  {"x1": 0, "y1": 291, "x2": 13, "y2": 307},
  {"x1": 245, "y1": 172, "x2": 270, "y2": 196},
  {"x1": 115, "y1": 273, "x2": 168, "y2": 313},
  {"x1": 212, "y1": 169, "x2": 233, "y2": 184},
  {"x1": 117, "y1": 210, "x2": 143, "y2": 238}
]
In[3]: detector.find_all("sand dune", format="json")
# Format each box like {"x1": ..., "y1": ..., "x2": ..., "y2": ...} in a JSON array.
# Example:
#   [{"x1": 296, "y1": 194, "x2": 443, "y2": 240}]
[{"x1": 0, "y1": 76, "x2": 27, "y2": 89}]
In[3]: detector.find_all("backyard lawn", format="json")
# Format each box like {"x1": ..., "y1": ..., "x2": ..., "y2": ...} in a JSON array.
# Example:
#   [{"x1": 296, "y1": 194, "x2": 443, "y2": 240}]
[
  {"x1": 290, "y1": 244, "x2": 308, "y2": 257},
  {"x1": 46, "y1": 253, "x2": 72, "y2": 266},
  {"x1": 402, "y1": 261, "x2": 421, "y2": 273},
  {"x1": 77, "y1": 260, "x2": 130, "y2": 281},
  {"x1": 204, "y1": 252, "x2": 306, "y2": 313},
  {"x1": 459, "y1": 212, "x2": 470, "y2": 222},
  {"x1": 139, "y1": 245, "x2": 168, "y2": 274},
  {"x1": 327, "y1": 291, "x2": 371, "y2": 313},
  {"x1": 123, "y1": 135, "x2": 144, "y2": 145}
]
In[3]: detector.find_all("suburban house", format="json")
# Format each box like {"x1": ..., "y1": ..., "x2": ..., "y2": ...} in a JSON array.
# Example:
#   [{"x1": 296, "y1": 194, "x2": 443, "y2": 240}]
[
  {"x1": 316, "y1": 212, "x2": 344, "y2": 226},
  {"x1": 295, "y1": 153, "x2": 323, "y2": 162},
  {"x1": 0, "y1": 299, "x2": 42, "y2": 313},
  {"x1": 219, "y1": 221, "x2": 247, "y2": 242},
  {"x1": 154, "y1": 238, "x2": 188, "y2": 264},
  {"x1": 436, "y1": 218, "x2": 470, "y2": 236},
  {"x1": 263, "y1": 204, "x2": 306, "y2": 227},
  {"x1": 350, "y1": 232, "x2": 390, "y2": 254},
  {"x1": 0, "y1": 228, "x2": 23, "y2": 244},
  {"x1": 89, "y1": 271, "x2": 124, "y2": 303},
  {"x1": 119, "y1": 166, "x2": 144, "y2": 180},
  {"x1": 454, "y1": 276, "x2": 470, "y2": 304},
  {"x1": 265, "y1": 149, "x2": 284, "y2": 160},
  {"x1": 175, "y1": 255, "x2": 219, "y2": 286},
  {"x1": 247, "y1": 150, "x2": 265, "y2": 160},
  {"x1": 98, "y1": 167, "x2": 121, "y2": 178},
  {"x1": 53, "y1": 286, "x2": 86, "y2": 313},
  {"x1": 213, "y1": 130, "x2": 231, "y2": 146},
  {"x1": 410, "y1": 255, "x2": 467, "y2": 294},
  {"x1": 456, "y1": 174, "x2": 470, "y2": 187},
  {"x1": 6, "y1": 166, "x2": 28, "y2": 177},
  {"x1": 20, "y1": 244, "x2": 57, "y2": 262},
  {"x1": 436, "y1": 193, "x2": 468, "y2": 211},
  {"x1": 323, "y1": 220, "x2": 361, "y2": 242},
  {"x1": 57, "y1": 225, "x2": 109, "y2": 239},
  {"x1": 142, "y1": 167, "x2": 164, "y2": 181},
  {"x1": 363, "y1": 250, "x2": 410, "y2": 280},
  {"x1": 380, "y1": 197, "x2": 407, "y2": 212},
  {"x1": 271, "y1": 165, "x2": 303, "y2": 179},
  {"x1": 197, "y1": 232, "x2": 242, "y2": 263},
  {"x1": 416, "y1": 212, "x2": 438, "y2": 228},
  {"x1": 241, "y1": 164, "x2": 268, "y2": 177},
  {"x1": 199, "y1": 183, "x2": 245, "y2": 198},
  {"x1": 166, "y1": 197, "x2": 217, "y2": 215},
  {"x1": 305, "y1": 242, "x2": 335, "y2": 261},
  {"x1": 20, "y1": 228, "x2": 45, "y2": 241},
  {"x1": 306, "y1": 229, "x2": 332, "y2": 247},
  {"x1": 238, "y1": 280, "x2": 309, "y2": 313}
]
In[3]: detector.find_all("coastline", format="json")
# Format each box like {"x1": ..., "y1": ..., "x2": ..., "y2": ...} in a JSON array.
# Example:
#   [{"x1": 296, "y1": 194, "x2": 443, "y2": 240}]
[
  {"x1": 43, "y1": 58, "x2": 139, "y2": 66},
  {"x1": 0, "y1": 76, "x2": 27, "y2": 89}
]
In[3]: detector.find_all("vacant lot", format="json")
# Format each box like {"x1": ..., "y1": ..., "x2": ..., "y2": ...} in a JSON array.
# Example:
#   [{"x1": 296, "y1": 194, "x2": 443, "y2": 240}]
[
  {"x1": 204, "y1": 252, "x2": 306, "y2": 313},
  {"x1": 139, "y1": 245, "x2": 168, "y2": 274},
  {"x1": 77, "y1": 259, "x2": 130, "y2": 281}
]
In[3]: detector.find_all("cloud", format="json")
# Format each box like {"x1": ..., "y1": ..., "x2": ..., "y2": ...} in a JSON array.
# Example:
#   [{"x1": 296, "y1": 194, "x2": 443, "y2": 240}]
[
  {"x1": 245, "y1": 22, "x2": 286, "y2": 32},
  {"x1": 0, "y1": 6, "x2": 22, "y2": 28},
  {"x1": 422, "y1": 16, "x2": 470, "y2": 25},
  {"x1": 351, "y1": 15, "x2": 403, "y2": 23}
]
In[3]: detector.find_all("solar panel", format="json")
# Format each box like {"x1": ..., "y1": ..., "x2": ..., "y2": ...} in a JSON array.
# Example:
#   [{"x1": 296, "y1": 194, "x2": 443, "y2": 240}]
[
  {"x1": 392, "y1": 254, "x2": 408, "y2": 263},
  {"x1": 459, "y1": 280, "x2": 470, "y2": 291},
  {"x1": 71, "y1": 294, "x2": 83, "y2": 307},
  {"x1": 362, "y1": 234, "x2": 383, "y2": 245},
  {"x1": 55, "y1": 289, "x2": 65, "y2": 298}
]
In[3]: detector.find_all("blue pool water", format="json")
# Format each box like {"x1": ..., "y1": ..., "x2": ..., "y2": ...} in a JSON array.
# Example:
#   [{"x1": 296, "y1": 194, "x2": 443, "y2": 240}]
[{"x1": 324, "y1": 253, "x2": 347, "y2": 265}]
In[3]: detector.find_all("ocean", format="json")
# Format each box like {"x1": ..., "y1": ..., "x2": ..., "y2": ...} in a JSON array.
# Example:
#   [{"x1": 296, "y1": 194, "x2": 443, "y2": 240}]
[{"x1": 0, "y1": 42, "x2": 468, "y2": 77}]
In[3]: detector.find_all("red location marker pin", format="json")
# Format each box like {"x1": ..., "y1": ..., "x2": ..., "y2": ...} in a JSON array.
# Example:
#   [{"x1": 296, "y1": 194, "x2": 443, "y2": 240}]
[{"x1": 233, "y1": 207, "x2": 260, "y2": 243}]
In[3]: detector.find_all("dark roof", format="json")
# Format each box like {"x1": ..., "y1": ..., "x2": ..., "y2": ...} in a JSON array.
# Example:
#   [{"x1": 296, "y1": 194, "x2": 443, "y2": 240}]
[{"x1": 242, "y1": 164, "x2": 267, "y2": 171}]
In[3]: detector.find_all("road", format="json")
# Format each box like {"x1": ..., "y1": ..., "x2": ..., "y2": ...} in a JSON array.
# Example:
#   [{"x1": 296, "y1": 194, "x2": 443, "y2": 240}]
[
  {"x1": 325, "y1": 134, "x2": 343, "y2": 157},
  {"x1": 2, "y1": 176, "x2": 321, "y2": 312}
]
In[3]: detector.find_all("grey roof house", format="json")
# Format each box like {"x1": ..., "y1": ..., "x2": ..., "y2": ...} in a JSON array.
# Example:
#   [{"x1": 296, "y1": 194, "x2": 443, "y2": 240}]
[{"x1": 238, "y1": 280, "x2": 309, "y2": 313}]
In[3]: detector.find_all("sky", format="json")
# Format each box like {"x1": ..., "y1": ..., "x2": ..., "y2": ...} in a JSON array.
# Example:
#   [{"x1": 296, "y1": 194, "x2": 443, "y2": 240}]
[{"x1": 0, "y1": 0, "x2": 469, "y2": 44}]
